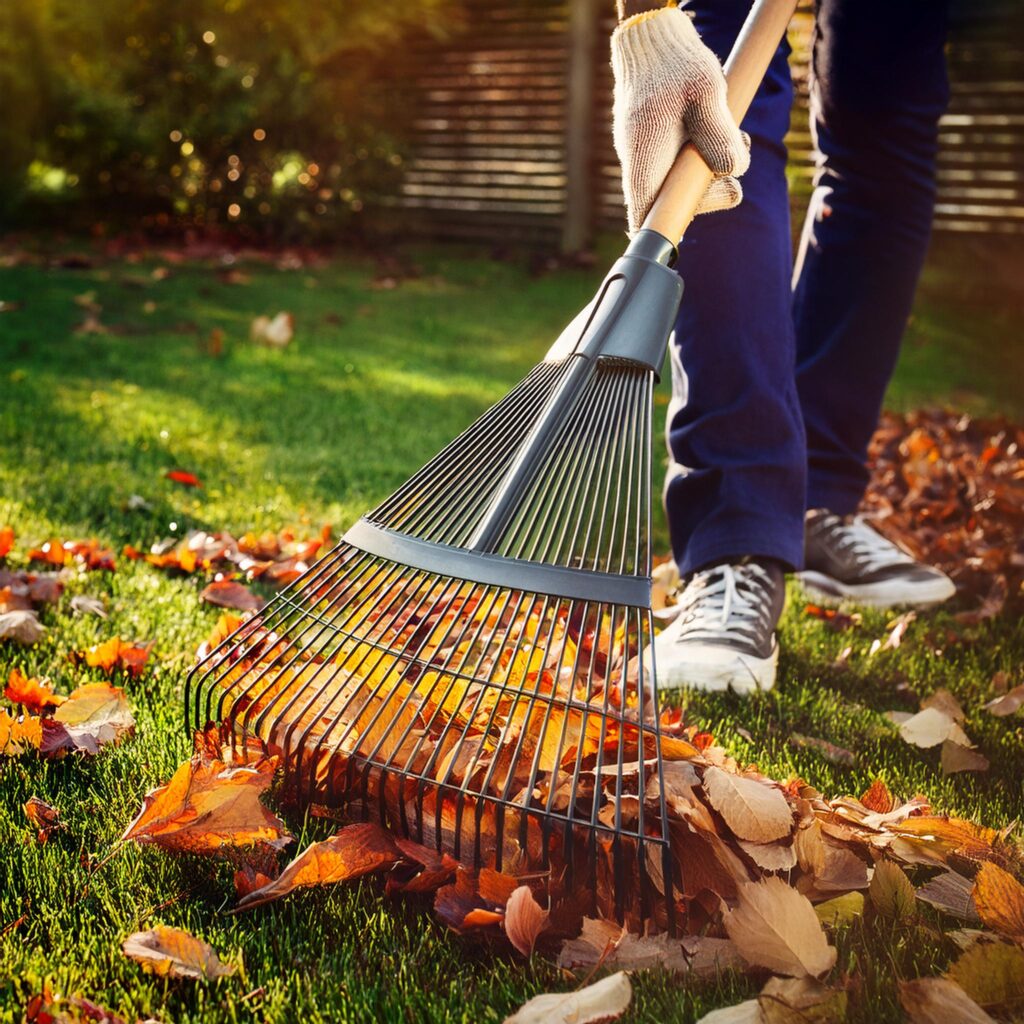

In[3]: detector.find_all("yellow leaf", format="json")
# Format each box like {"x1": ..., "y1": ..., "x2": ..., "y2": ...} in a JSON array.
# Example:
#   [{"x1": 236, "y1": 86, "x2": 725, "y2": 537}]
[
  {"x1": 869, "y1": 859, "x2": 916, "y2": 920},
  {"x1": 898, "y1": 977, "x2": 995, "y2": 1024},
  {"x1": 973, "y1": 862, "x2": 1024, "y2": 941},
  {"x1": 702, "y1": 767, "x2": 794, "y2": 844},
  {"x1": 814, "y1": 891, "x2": 864, "y2": 928},
  {"x1": 946, "y1": 941, "x2": 1024, "y2": 1013},
  {"x1": 122, "y1": 925, "x2": 234, "y2": 979},
  {"x1": 503, "y1": 971, "x2": 632, "y2": 1024}
]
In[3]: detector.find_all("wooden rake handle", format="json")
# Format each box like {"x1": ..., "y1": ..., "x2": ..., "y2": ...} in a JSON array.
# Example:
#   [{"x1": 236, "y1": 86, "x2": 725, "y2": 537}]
[{"x1": 641, "y1": 0, "x2": 798, "y2": 243}]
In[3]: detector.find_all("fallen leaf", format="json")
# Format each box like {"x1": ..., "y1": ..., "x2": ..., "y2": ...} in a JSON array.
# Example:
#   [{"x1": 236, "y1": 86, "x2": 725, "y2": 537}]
[
  {"x1": 80, "y1": 637, "x2": 151, "y2": 677},
  {"x1": 724, "y1": 877, "x2": 837, "y2": 978},
  {"x1": 869, "y1": 859, "x2": 916, "y2": 920},
  {"x1": 702, "y1": 767, "x2": 794, "y2": 843},
  {"x1": 803, "y1": 604, "x2": 860, "y2": 631},
  {"x1": 972, "y1": 862, "x2": 1024, "y2": 941},
  {"x1": 861, "y1": 780, "x2": 895, "y2": 814},
  {"x1": 916, "y1": 871, "x2": 980, "y2": 924},
  {"x1": 898, "y1": 977, "x2": 995, "y2": 1024},
  {"x1": 789, "y1": 733, "x2": 856, "y2": 767},
  {"x1": 5, "y1": 668, "x2": 65, "y2": 713},
  {"x1": 122, "y1": 925, "x2": 235, "y2": 980},
  {"x1": 40, "y1": 682, "x2": 135, "y2": 756},
  {"x1": 123, "y1": 755, "x2": 289, "y2": 856},
  {"x1": 199, "y1": 580, "x2": 263, "y2": 612},
  {"x1": 694, "y1": 1001, "x2": 762, "y2": 1024},
  {"x1": 898, "y1": 707, "x2": 971, "y2": 749},
  {"x1": 758, "y1": 976, "x2": 847, "y2": 1024},
  {"x1": 166, "y1": 469, "x2": 203, "y2": 488},
  {"x1": 814, "y1": 891, "x2": 864, "y2": 928},
  {"x1": 504, "y1": 885, "x2": 548, "y2": 956},
  {"x1": 250, "y1": 312, "x2": 294, "y2": 348},
  {"x1": 0, "y1": 610, "x2": 46, "y2": 645},
  {"x1": 984, "y1": 685, "x2": 1024, "y2": 717},
  {"x1": 921, "y1": 688, "x2": 965, "y2": 722},
  {"x1": 70, "y1": 594, "x2": 107, "y2": 618},
  {"x1": 0, "y1": 526, "x2": 13, "y2": 558},
  {"x1": 24, "y1": 796, "x2": 60, "y2": 842},
  {"x1": 503, "y1": 971, "x2": 632, "y2": 1024},
  {"x1": 946, "y1": 941, "x2": 1024, "y2": 1013},
  {"x1": 940, "y1": 740, "x2": 990, "y2": 775},
  {"x1": 234, "y1": 823, "x2": 403, "y2": 910},
  {"x1": 0, "y1": 709, "x2": 42, "y2": 755}
]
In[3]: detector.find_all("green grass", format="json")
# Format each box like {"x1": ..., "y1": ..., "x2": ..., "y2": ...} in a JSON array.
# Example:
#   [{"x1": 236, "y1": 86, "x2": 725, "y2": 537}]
[{"x1": 0, "y1": 243, "x2": 1021, "y2": 1023}]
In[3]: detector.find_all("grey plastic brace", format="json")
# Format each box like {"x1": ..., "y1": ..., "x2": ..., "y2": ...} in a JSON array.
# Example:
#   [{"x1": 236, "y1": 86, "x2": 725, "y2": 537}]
[{"x1": 344, "y1": 517, "x2": 652, "y2": 607}]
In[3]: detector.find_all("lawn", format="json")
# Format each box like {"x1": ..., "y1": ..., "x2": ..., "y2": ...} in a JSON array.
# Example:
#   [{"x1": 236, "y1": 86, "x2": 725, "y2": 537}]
[{"x1": 0, "y1": 240, "x2": 1021, "y2": 1024}]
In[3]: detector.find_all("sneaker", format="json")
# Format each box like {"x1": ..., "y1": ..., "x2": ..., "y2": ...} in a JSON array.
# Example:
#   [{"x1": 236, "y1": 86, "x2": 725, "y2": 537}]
[
  {"x1": 799, "y1": 508, "x2": 956, "y2": 608},
  {"x1": 651, "y1": 559, "x2": 785, "y2": 695}
]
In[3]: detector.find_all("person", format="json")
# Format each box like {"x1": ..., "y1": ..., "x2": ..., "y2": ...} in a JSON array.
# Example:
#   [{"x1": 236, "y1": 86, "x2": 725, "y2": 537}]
[{"x1": 611, "y1": 0, "x2": 956, "y2": 694}]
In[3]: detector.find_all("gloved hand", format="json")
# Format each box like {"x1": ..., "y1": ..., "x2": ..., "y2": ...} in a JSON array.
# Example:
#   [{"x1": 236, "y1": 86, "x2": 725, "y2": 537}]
[{"x1": 611, "y1": 6, "x2": 750, "y2": 234}]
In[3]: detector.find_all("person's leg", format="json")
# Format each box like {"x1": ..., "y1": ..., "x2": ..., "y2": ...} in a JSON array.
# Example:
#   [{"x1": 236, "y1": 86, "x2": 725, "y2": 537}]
[
  {"x1": 793, "y1": 0, "x2": 950, "y2": 513},
  {"x1": 665, "y1": 0, "x2": 805, "y2": 577}
]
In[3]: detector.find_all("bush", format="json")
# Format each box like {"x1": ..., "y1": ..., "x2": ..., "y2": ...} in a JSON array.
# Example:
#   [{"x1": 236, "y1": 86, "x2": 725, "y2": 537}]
[{"x1": 0, "y1": 0, "x2": 455, "y2": 239}]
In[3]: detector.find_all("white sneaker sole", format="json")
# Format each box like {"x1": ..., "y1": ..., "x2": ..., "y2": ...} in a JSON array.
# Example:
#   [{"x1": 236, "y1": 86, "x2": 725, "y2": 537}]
[
  {"x1": 798, "y1": 570, "x2": 956, "y2": 609},
  {"x1": 649, "y1": 639, "x2": 778, "y2": 696}
]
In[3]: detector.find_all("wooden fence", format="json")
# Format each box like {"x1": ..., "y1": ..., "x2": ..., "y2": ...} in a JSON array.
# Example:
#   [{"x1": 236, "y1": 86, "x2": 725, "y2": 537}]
[{"x1": 397, "y1": 0, "x2": 1024, "y2": 250}]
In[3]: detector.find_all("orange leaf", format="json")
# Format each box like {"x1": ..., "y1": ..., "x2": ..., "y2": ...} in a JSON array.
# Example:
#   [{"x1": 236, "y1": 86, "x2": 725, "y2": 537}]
[
  {"x1": 0, "y1": 709, "x2": 42, "y2": 755},
  {"x1": 122, "y1": 925, "x2": 234, "y2": 979},
  {"x1": 166, "y1": 469, "x2": 203, "y2": 487},
  {"x1": 861, "y1": 780, "x2": 895, "y2": 815},
  {"x1": 0, "y1": 526, "x2": 13, "y2": 558},
  {"x1": 81, "y1": 637, "x2": 151, "y2": 677},
  {"x1": 234, "y1": 823, "x2": 403, "y2": 910},
  {"x1": 504, "y1": 885, "x2": 549, "y2": 956},
  {"x1": 24, "y1": 796, "x2": 60, "y2": 843},
  {"x1": 27, "y1": 538, "x2": 67, "y2": 566},
  {"x1": 972, "y1": 862, "x2": 1024, "y2": 941},
  {"x1": 122, "y1": 755, "x2": 290, "y2": 856},
  {"x1": 199, "y1": 580, "x2": 263, "y2": 612},
  {"x1": 5, "y1": 668, "x2": 65, "y2": 714}
]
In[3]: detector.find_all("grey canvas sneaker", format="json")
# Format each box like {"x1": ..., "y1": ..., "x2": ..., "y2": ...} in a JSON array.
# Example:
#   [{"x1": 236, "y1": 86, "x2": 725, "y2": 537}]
[
  {"x1": 799, "y1": 508, "x2": 956, "y2": 608},
  {"x1": 651, "y1": 559, "x2": 785, "y2": 695}
]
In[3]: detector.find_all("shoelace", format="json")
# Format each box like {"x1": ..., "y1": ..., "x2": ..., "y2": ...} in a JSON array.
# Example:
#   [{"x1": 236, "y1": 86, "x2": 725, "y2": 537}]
[
  {"x1": 674, "y1": 563, "x2": 776, "y2": 645},
  {"x1": 817, "y1": 514, "x2": 912, "y2": 574}
]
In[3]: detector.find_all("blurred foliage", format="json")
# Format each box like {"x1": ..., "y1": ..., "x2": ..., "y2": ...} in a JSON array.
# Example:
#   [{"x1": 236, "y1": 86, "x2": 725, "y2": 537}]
[{"x1": 0, "y1": 0, "x2": 457, "y2": 239}]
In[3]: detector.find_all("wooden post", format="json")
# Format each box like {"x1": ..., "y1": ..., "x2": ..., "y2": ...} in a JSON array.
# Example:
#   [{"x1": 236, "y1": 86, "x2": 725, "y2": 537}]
[{"x1": 562, "y1": 0, "x2": 598, "y2": 254}]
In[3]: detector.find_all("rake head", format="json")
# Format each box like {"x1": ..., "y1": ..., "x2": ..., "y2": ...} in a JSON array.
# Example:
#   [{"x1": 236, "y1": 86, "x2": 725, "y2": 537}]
[{"x1": 185, "y1": 231, "x2": 687, "y2": 931}]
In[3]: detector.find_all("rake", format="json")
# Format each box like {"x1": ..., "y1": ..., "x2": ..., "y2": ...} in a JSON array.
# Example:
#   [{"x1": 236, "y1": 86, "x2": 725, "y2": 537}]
[{"x1": 186, "y1": 0, "x2": 796, "y2": 934}]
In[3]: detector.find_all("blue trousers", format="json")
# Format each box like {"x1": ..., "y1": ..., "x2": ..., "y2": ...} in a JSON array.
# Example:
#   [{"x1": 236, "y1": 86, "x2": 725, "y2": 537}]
[{"x1": 665, "y1": 0, "x2": 949, "y2": 574}]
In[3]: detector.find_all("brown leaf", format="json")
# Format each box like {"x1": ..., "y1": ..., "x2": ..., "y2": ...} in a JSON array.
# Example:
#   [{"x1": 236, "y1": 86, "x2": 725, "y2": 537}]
[
  {"x1": 940, "y1": 740, "x2": 990, "y2": 775},
  {"x1": 234, "y1": 823, "x2": 402, "y2": 910},
  {"x1": 0, "y1": 609, "x2": 46, "y2": 645},
  {"x1": 724, "y1": 877, "x2": 837, "y2": 978},
  {"x1": 503, "y1": 971, "x2": 632, "y2": 1024},
  {"x1": 702, "y1": 767, "x2": 794, "y2": 844},
  {"x1": 898, "y1": 977, "x2": 995, "y2": 1024},
  {"x1": 199, "y1": 580, "x2": 264, "y2": 612},
  {"x1": 758, "y1": 976, "x2": 848, "y2": 1024},
  {"x1": 984, "y1": 684, "x2": 1024, "y2": 717},
  {"x1": 24, "y1": 796, "x2": 61, "y2": 842},
  {"x1": 898, "y1": 707, "x2": 971, "y2": 749},
  {"x1": 861, "y1": 779, "x2": 895, "y2": 814},
  {"x1": 789, "y1": 733, "x2": 856, "y2": 767},
  {"x1": 122, "y1": 925, "x2": 235, "y2": 979},
  {"x1": 4, "y1": 668, "x2": 64, "y2": 713},
  {"x1": 972, "y1": 862, "x2": 1024, "y2": 941},
  {"x1": 504, "y1": 885, "x2": 548, "y2": 956},
  {"x1": 40, "y1": 682, "x2": 135, "y2": 756},
  {"x1": 250, "y1": 312, "x2": 294, "y2": 348},
  {"x1": 123, "y1": 755, "x2": 289, "y2": 856},
  {"x1": 916, "y1": 871, "x2": 980, "y2": 924}
]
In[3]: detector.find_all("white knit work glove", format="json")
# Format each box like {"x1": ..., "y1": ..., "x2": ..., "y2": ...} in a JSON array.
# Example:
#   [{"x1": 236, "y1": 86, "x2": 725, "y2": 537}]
[{"x1": 611, "y1": 6, "x2": 750, "y2": 234}]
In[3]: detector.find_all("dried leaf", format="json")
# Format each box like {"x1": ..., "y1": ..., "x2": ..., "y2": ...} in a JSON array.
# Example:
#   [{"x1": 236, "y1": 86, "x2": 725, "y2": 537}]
[
  {"x1": 0, "y1": 610, "x2": 46, "y2": 645},
  {"x1": 984, "y1": 685, "x2": 1024, "y2": 717},
  {"x1": 504, "y1": 885, "x2": 548, "y2": 956},
  {"x1": 122, "y1": 925, "x2": 235, "y2": 980},
  {"x1": 199, "y1": 580, "x2": 263, "y2": 612},
  {"x1": 940, "y1": 740, "x2": 990, "y2": 776},
  {"x1": 41, "y1": 682, "x2": 135, "y2": 756},
  {"x1": 972, "y1": 862, "x2": 1024, "y2": 941},
  {"x1": 724, "y1": 877, "x2": 837, "y2": 978},
  {"x1": 0, "y1": 526, "x2": 13, "y2": 558},
  {"x1": 898, "y1": 977, "x2": 995, "y2": 1024},
  {"x1": 81, "y1": 637, "x2": 151, "y2": 677},
  {"x1": 869, "y1": 859, "x2": 916, "y2": 920},
  {"x1": 702, "y1": 767, "x2": 794, "y2": 844},
  {"x1": 123, "y1": 755, "x2": 289, "y2": 856},
  {"x1": 503, "y1": 971, "x2": 632, "y2": 1024},
  {"x1": 921, "y1": 688, "x2": 965, "y2": 722},
  {"x1": 24, "y1": 796, "x2": 60, "y2": 842},
  {"x1": 861, "y1": 780, "x2": 895, "y2": 814},
  {"x1": 898, "y1": 707, "x2": 971, "y2": 749},
  {"x1": 758, "y1": 976, "x2": 847, "y2": 1024},
  {"x1": 234, "y1": 823, "x2": 403, "y2": 910},
  {"x1": 789, "y1": 733, "x2": 856, "y2": 767},
  {"x1": 70, "y1": 594, "x2": 107, "y2": 618},
  {"x1": 946, "y1": 941, "x2": 1024, "y2": 1013},
  {"x1": 694, "y1": 1001, "x2": 762, "y2": 1024},
  {"x1": 0, "y1": 708, "x2": 42, "y2": 755},
  {"x1": 250, "y1": 312, "x2": 294, "y2": 348},
  {"x1": 916, "y1": 871, "x2": 980, "y2": 924},
  {"x1": 5, "y1": 668, "x2": 64, "y2": 713}
]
